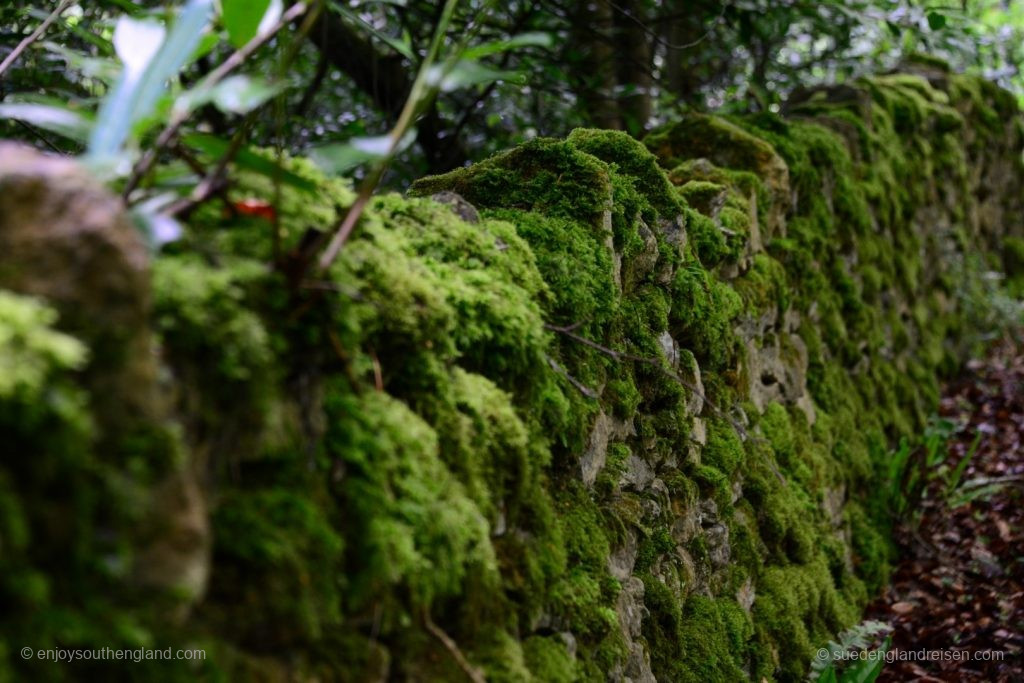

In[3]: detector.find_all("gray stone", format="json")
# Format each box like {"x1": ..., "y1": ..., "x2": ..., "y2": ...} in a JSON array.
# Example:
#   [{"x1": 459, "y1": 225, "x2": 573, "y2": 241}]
[
  {"x1": 657, "y1": 330, "x2": 680, "y2": 369},
  {"x1": 430, "y1": 191, "x2": 480, "y2": 224},
  {"x1": 0, "y1": 144, "x2": 210, "y2": 614},
  {"x1": 621, "y1": 454, "x2": 656, "y2": 491},
  {"x1": 581, "y1": 411, "x2": 634, "y2": 487},
  {"x1": 616, "y1": 577, "x2": 656, "y2": 683},
  {"x1": 608, "y1": 528, "x2": 639, "y2": 581}
]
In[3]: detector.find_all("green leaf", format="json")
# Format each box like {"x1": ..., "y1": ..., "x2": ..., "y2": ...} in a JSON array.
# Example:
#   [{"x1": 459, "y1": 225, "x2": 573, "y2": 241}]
[
  {"x1": 89, "y1": 0, "x2": 214, "y2": 159},
  {"x1": 310, "y1": 131, "x2": 416, "y2": 174},
  {"x1": 309, "y1": 144, "x2": 380, "y2": 174},
  {"x1": 0, "y1": 103, "x2": 92, "y2": 142},
  {"x1": 210, "y1": 75, "x2": 282, "y2": 113},
  {"x1": 818, "y1": 662, "x2": 839, "y2": 683},
  {"x1": 461, "y1": 31, "x2": 553, "y2": 60},
  {"x1": 221, "y1": 0, "x2": 276, "y2": 48},
  {"x1": 839, "y1": 637, "x2": 890, "y2": 683},
  {"x1": 182, "y1": 132, "x2": 317, "y2": 193},
  {"x1": 927, "y1": 12, "x2": 947, "y2": 30},
  {"x1": 430, "y1": 60, "x2": 524, "y2": 92},
  {"x1": 329, "y1": 2, "x2": 414, "y2": 59},
  {"x1": 179, "y1": 75, "x2": 283, "y2": 115},
  {"x1": 42, "y1": 42, "x2": 120, "y2": 82}
]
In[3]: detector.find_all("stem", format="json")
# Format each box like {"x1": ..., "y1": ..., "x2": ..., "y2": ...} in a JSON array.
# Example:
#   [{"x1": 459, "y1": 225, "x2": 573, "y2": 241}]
[
  {"x1": 122, "y1": 1, "x2": 309, "y2": 201},
  {"x1": 315, "y1": 0, "x2": 461, "y2": 271},
  {"x1": 423, "y1": 610, "x2": 485, "y2": 683},
  {"x1": 0, "y1": 0, "x2": 76, "y2": 80}
]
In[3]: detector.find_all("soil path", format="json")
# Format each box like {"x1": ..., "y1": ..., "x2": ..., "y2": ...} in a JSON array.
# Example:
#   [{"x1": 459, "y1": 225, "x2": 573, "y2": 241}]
[{"x1": 865, "y1": 342, "x2": 1024, "y2": 682}]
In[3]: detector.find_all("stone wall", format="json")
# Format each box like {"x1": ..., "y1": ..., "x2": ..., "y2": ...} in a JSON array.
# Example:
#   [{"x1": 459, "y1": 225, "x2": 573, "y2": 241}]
[{"x1": 1, "y1": 63, "x2": 1022, "y2": 682}]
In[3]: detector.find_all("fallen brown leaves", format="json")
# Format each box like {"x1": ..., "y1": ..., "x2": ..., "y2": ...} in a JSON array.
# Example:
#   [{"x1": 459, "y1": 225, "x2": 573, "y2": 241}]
[{"x1": 865, "y1": 341, "x2": 1024, "y2": 682}]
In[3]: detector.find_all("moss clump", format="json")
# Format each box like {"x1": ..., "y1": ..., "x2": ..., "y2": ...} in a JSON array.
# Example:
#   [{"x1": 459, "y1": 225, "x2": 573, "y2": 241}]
[
  {"x1": 753, "y1": 561, "x2": 859, "y2": 681},
  {"x1": 153, "y1": 255, "x2": 273, "y2": 387},
  {"x1": 566, "y1": 127, "x2": 683, "y2": 218},
  {"x1": 702, "y1": 418, "x2": 746, "y2": 477},
  {"x1": 643, "y1": 581, "x2": 752, "y2": 682},
  {"x1": 685, "y1": 207, "x2": 729, "y2": 267},
  {"x1": 522, "y1": 635, "x2": 577, "y2": 683},
  {"x1": 670, "y1": 262, "x2": 742, "y2": 369},
  {"x1": 208, "y1": 487, "x2": 344, "y2": 644},
  {"x1": 410, "y1": 138, "x2": 612, "y2": 226},
  {"x1": 678, "y1": 180, "x2": 726, "y2": 215},
  {"x1": 0, "y1": 292, "x2": 204, "y2": 681},
  {"x1": 185, "y1": 150, "x2": 354, "y2": 261}
]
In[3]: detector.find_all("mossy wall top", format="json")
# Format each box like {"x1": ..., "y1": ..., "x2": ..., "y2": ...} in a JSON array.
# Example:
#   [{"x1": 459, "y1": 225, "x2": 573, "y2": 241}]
[{"x1": 1, "y1": 64, "x2": 1022, "y2": 682}]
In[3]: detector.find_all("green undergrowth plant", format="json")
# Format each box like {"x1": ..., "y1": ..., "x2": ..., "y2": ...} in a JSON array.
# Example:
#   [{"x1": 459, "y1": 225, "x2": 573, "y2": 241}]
[
  {"x1": 882, "y1": 414, "x2": 987, "y2": 526},
  {"x1": 808, "y1": 619, "x2": 892, "y2": 683}
]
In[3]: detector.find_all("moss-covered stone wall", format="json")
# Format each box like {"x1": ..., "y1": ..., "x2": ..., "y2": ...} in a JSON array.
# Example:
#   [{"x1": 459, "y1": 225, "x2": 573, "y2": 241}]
[{"x1": 1, "y1": 63, "x2": 1022, "y2": 682}]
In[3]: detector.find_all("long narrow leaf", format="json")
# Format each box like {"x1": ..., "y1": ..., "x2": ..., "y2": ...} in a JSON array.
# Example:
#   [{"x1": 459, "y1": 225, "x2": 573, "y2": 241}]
[
  {"x1": 460, "y1": 31, "x2": 552, "y2": 60},
  {"x1": 0, "y1": 103, "x2": 91, "y2": 142},
  {"x1": 89, "y1": 0, "x2": 213, "y2": 158},
  {"x1": 182, "y1": 132, "x2": 318, "y2": 194}
]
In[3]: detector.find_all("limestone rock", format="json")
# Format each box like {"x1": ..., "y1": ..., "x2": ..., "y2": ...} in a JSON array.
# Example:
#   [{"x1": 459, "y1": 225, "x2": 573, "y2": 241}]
[
  {"x1": 581, "y1": 410, "x2": 634, "y2": 487},
  {"x1": 430, "y1": 190, "x2": 480, "y2": 224},
  {"x1": 0, "y1": 144, "x2": 210, "y2": 609}
]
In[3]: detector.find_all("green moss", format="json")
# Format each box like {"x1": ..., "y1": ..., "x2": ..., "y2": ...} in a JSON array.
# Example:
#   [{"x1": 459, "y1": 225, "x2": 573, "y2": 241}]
[
  {"x1": 684, "y1": 208, "x2": 728, "y2": 267},
  {"x1": 325, "y1": 388, "x2": 496, "y2": 607},
  {"x1": 5, "y1": 63, "x2": 1020, "y2": 683},
  {"x1": 643, "y1": 581, "x2": 752, "y2": 682},
  {"x1": 691, "y1": 464, "x2": 732, "y2": 510},
  {"x1": 734, "y1": 253, "x2": 789, "y2": 314},
  {"x1": 0, "y1": 291, "x2": 87, "y2": 396},
  {"x1": 523, "y1": 635, "x2": 577, "y2": 683},
  {"x1": 753, "y1": 560, "x2": 859, "y2": 681},
  {"x1": 595, "y1": 442, "x2": 630, "y2": 498},
  {"x1": 566, "y1": 127, "x2": 683, "y2": 218},
  {"x1": 154, "y1": 255, "x2": 273, "y2": 386},
  {"x1": 670, "y1": 263, "x2": 741, "y2": 369},
  {"x1": 1004, "y1": 235, "x2": 1024, "y2": 278},
  {"x1": 209, "y1": 488, "x2": 343, "y2": 643},
  {"x1": 186, "y1": 150, "x2": 354, "y2": 261},
  {"x1": 702, "y1": 418, "x2": 746, "y2": 477},
  {"x1": 410, "y1": 138, "x2": 612, "y2": 226},
  {"x1": 634, "y1": 526, "x2": 675, "y2": 573},
  {"x1": 678, "y1": 180, "x2": 725, "y2": 215}
]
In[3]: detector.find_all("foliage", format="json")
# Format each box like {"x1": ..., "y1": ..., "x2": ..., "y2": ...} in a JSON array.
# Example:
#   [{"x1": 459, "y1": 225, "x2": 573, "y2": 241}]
[
  {"x1": 4, "y1": 0, "x2": 1024, "y2": 189},
  {"x1": 809, "y1": 619, "x2": 891, "y2": 683}
]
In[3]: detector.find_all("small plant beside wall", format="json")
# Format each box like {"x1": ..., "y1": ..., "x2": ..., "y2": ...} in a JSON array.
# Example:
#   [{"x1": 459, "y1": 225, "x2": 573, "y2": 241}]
[{"x1": 808, "y1": 620, "x2": 892, "y2": 682}]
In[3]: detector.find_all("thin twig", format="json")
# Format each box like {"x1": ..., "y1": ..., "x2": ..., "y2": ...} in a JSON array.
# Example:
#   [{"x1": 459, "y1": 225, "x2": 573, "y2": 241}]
[
  {"x1": 162, "y1": 112, "x2": 257, "y2": 217},
  {"x1": 545, "y1": 354, "x2": 599, "y2": 399},
  {"x1": 14, "y1": 118, "x2": 63, "y2": 153},
  {"x1": 0, "y1": 0, "x2": 75, "y2": 80},
  {"x1": 315, "y1": 0, "x2": 461, "y2": 272},
  {"x1": 171, "y1": 142, "x2": 238, "y2": 214},
  {"x1": 164, "y1": 2, "x2": 323, "y2": 222},
  {"x1": 606, "y1": 0, "x2": 728, "y2": 52},
  {"x1": 122, "y1": 1, "x2": 310, "y2": 201},
  {"x1": 423, "y1": 611, "x2": 485, "y2": 683}
]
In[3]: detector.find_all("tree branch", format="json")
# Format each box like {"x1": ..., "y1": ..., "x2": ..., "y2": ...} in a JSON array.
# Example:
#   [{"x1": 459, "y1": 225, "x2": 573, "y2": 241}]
[
  {"x1": 423, "y1": 611, "x2": 485, "y2": 683},
  {"x1": 308, "y1": 8, "x2": 411, "y2": 116},
  {"x1": 0, "y1": 0, "x2": 76, "y2": 80}
]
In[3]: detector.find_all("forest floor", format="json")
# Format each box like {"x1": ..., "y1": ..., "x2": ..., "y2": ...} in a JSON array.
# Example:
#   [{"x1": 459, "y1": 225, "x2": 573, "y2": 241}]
[{"x1": 865, "y1": 340, "x2": 1024, "y2": 682}]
